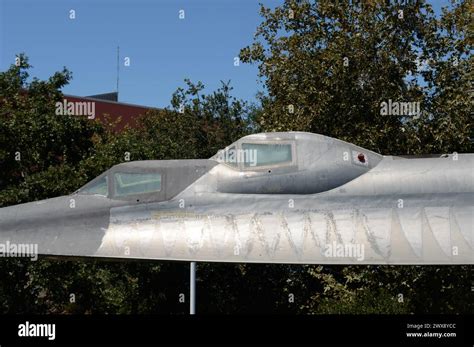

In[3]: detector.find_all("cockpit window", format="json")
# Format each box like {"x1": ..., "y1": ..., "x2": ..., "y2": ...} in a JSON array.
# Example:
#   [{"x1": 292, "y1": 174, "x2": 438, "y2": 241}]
[
  {"x1": 114, "y1": 172, "x2": 162, "y2": 197},
  {"x1": 242, "y1": 143, "x2": 293, "y2": 167},
  {"x1": 79, "y1": 176, "x2": 108, "y2": 196}
]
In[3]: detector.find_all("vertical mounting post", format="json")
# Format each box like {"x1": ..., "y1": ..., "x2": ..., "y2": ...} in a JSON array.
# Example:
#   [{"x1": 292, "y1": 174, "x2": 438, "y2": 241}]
[{"x1": 190, "y1": 261, "x2": 196, "y2": 315}]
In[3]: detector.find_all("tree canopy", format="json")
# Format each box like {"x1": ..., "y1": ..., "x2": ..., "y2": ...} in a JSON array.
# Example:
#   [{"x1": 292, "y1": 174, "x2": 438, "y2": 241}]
[{"x1": 240, "y1": 0, "x2": 472, "y2": 154}]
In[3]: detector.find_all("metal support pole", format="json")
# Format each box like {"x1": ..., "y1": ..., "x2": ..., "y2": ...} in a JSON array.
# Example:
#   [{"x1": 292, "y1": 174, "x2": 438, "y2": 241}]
[{"x1": 190, "y1": 261, "x2": 196, "y2": 315}]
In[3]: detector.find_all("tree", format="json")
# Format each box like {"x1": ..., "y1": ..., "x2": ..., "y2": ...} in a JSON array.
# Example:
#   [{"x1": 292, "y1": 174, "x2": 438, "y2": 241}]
[
  {"x1": 168, "y1": 79, "x2": 254, "y2": 157},
  {"x1": 240, "y1": 0, "x2": 472, "y2": 154},
  {"x1": 0, "y1": 54, "x2": 108, "y2": 206}
]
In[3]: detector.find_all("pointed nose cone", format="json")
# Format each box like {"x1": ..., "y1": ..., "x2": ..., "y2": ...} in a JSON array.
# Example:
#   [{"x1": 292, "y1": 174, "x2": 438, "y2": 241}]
[
  {"x1": 0, "y1": 195, "x2": 111, "y2": 258},
  {"x1": 0, "y1": 196, "x2": 70, "y2": 234},
  {"x1": 0, "y1": 203, "x2": 19, "y2": 229}
]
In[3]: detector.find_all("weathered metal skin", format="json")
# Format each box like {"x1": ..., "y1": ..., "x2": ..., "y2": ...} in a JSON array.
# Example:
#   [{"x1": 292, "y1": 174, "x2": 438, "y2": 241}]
[{"x1": 0, "y1": 132, "x2": 472, "y2": 264}]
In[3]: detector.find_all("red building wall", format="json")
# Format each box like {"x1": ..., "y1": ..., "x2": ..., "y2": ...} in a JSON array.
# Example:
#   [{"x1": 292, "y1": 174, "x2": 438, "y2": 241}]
[{"x1": 63, "y1": 95, "x2": 156, "y2": 131}]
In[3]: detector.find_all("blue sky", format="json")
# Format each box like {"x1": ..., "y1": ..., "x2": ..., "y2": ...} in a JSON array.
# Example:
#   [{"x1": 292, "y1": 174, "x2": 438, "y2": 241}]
[{"x1": 0, "y1": 0, "x2": 449, "y2": 108}]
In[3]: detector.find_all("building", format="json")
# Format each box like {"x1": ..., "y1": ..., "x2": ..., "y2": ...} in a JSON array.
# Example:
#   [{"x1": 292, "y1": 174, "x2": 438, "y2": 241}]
[{"x1": 61, "y1": 92, "x2": 158, "y2": 131}]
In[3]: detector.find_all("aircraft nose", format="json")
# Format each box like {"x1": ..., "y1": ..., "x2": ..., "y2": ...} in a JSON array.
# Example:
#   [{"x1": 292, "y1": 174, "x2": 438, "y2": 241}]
[
  {"x1": 0, "y1": 204, "x2": 20, "y2": 233},
  {"x1": 0, "y1": 196, "x2": 64, "y2": 225},
  {"x1": 0, "y1": 195, "x2": 111, "y2": 257},
  {"x1": 0, "y1": 203, "x2": 40, "y2": 261},
  {"x1": 0, "y1": 196, "x2": 74, "y2": 247}
]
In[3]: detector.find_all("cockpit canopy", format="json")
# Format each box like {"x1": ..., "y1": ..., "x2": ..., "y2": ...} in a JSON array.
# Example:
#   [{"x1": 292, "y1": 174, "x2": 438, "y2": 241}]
[
  {"x1": 79, "y1": 172, "x2": 162, "y2": 197},
  {"x1": 77, "y1": 160, "x2": 216, "y2": 202},
  {"x1": 211, "y1": 132, "x2": 383, "y2": 194},
  {"x1": 78, "y1": 132, "x2": 383, "y2": 199}
]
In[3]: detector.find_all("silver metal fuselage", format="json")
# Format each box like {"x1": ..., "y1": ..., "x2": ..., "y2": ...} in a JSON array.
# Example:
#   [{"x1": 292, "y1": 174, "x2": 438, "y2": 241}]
[{"x1": 0, "y1": 132, "x2": 472, "y2": 264}]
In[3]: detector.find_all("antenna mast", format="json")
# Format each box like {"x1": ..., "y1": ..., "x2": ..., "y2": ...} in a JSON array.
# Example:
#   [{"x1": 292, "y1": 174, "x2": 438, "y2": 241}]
[{"x1": 116, "y1": 46, "x2": 120, "y2": 99}]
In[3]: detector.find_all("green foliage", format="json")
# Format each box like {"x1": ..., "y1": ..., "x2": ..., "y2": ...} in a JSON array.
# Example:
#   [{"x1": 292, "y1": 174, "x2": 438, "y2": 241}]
[
  {"x1": 169, "y1": 79, "x2": 253, "y2": 157},
  {"x1": 0, "y1": 54, "x2": 104, "y2": 193},
  {"x1": 240, "y1": 0, "x2": 472, "y2": 154}
]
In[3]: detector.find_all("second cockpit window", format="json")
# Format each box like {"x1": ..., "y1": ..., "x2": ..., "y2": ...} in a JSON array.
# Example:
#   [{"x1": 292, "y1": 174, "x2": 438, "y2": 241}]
[
  {"x1": 114, "y1": 172, "x2": 162, "y2": 197},
  {"x1": 242, "y1": 143, "x2": 293, "y2": 168}
]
